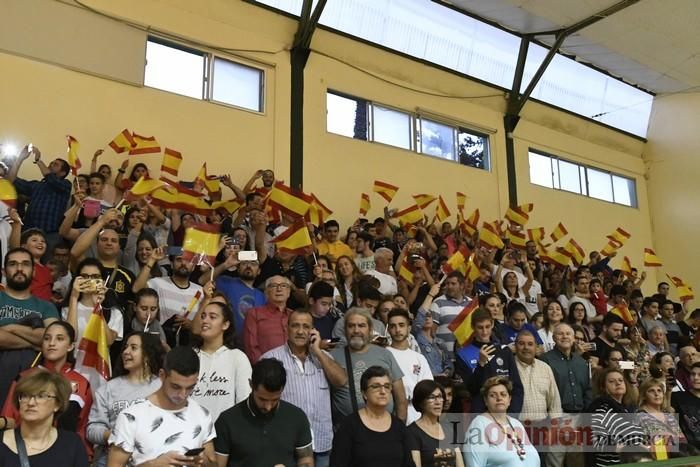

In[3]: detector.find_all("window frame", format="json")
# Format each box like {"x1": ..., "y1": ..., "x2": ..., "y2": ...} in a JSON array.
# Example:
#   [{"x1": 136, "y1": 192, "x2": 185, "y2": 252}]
[
  {"x1": 528, "y1": 148, "x2": 637, "y2": 208},
  {"x1": 144, "y1": 35, "x2": 267, "y2": 114}
]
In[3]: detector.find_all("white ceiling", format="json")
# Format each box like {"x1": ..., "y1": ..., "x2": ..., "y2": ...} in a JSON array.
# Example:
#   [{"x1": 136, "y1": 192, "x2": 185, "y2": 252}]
[{"x1": 442, "y1": 0, "x2": 700, "y2": 94}]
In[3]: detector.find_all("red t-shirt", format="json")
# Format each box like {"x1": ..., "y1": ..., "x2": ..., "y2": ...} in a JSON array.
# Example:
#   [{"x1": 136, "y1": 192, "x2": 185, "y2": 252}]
[{"x1": 31, "y1": 262, "x2": 54, "y2": 301}]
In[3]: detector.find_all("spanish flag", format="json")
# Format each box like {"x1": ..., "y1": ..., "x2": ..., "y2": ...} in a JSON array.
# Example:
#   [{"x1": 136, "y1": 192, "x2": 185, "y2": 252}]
[
  {"x1": 607, "y1": 227, "x2": 631, "y2": 245},
  {"x1": 108, "y1": 129, "x2": 136, "y2": 154},
  {"x1": 394, "y1": 204, "x2": 423, "y2": 225},
  {"x1": 267, "y1": 182, "x2": 312, "y2": 218},
  {"x1": 435, "y1": 196, "x2": 451, "y2": 222},
  {"x1": 129, "y1": 133, "x2": 161, "y2": 155},
  {"x1": 549, "y1": 222, "x2": 568, "y2": 242},
  {"x1": 651, "y1": 437, "x2": 668, "y2": 461},
  {"x1": 456, "y1": 192, "x2": 466, "y2": 213},
  {"x1": 148, "y1": 187, "x2": 214, "y2": 216},
  {"x1": 448, "y1": 299, "x2": 479, "y2": 346},
  {"x1": 506, "y1": 228, "x2": 528, "y2": 250},
  {"x1": 666, "y1": 274, "x2": 695, "y2": 302},
  {"x1": 541, "y1": 248, "x2": 571, "y2": 267},
  {"x1": 373, "y1": 180, "x2": 399, "y2": 203},
  {"x1": 479, "y1": 222, "x2": 505, "y2": 250},
  {"x1": 194, "y1": 163, "x2": 221, "y2": 194},
  {"x1": 183, "y1": 223, "x2": 221, "y2": 264},
  {"x1": 620, "y1": 256, "x2": 633, "y2": 277},
  {"x1": 644, "y1": 248, "x2": 663, "y2": 267},
  {"x1": 271, "y1": 219, "x2": 313, "y2": 255},
  {"x1": 527, "y1": 227, "x2": 545, "y2": 243},
  {"x1": 464, "y1": 257, "x2": 481, "y2": 282},
  {"x1": 600, "y1": 240, "x2": 619, "y2": 257},
  {"x1": 413, "y1": 194, "x2": 437, "y2": 210},
  {"x1": 359, "y1": 193, "x2": 371, "y2": 216},
  {"x1": 462, "y1": 208, "x2": 480, "y2": 236},
  {"x1": 66, "y1": 135, "x2": 81, "y2": 176},
  {"x1": 129, "y1": 176, "x2": 168, "y2": 197},
  {"x1": 398, "y1": 257, "x2": 415, "y2": 283},
  {"x1": 0, "y1": 179, "x2": 17, "y2": 207},
  {"x1": 610, "y1": 303, "x2": 635, "y2": 326},
  {"x1": 212, "y1": 198, "x2": 243, "y2": 215},
  {"x1": 74, "y1": 303, "x2": 111, "y2": 391},
  {"x1": 306, "y1": 194, "x2": 333, "y2": 226},
  {"x1": 442, "y1": 245, "x2": 471, "y2": 275},
  {"x1": 160, "y1": 148, "x2": 183, "y2": 182},
  {"x1": 561, "y1": 238, "x2": 585, "y2": 266},
  {"x1": 504, "y1": 203, "x2": 533, "y2": 226}
]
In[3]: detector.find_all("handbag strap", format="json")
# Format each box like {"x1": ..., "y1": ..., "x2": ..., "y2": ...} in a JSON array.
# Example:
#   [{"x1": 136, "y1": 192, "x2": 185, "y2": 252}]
[
  {"x1": 344, "y1": 346, "x2": 359, "y2": 413},
  {"x1": 14, "y1": 428, "x2": 31, "y2": 467}
]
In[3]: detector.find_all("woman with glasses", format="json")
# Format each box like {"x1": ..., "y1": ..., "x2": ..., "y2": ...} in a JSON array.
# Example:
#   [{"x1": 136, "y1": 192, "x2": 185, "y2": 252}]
[
  {"x1": 0, "y1": 370, "x2": 88, "y2": 466},
  {"x1": 408, "y1": 380, "x2": 464, "y2": 467},
  {"x1": 331, "y1": 366, "x2": 413, "y2": 467},
  {"x1": 463, "y1": 376, "x2": 539, "y2": 467},
  {"x1": 1, "y1": 322, "x2": 92, "y2": 453}
]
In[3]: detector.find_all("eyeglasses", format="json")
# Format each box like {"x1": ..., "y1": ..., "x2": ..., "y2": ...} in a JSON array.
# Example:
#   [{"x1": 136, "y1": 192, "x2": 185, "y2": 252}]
[
  {"x1": 266, "y1": 283, "x2": 290, "y2": 290},
  {"x1": 367, "y1": 383, "x2": 392, "y2": 392},
  {"x1": 426, "y1": 394, "x2": 444, "y2": 401},
  {"x1": 18, "y1": 393, "x2": 57, "y2": 403}
]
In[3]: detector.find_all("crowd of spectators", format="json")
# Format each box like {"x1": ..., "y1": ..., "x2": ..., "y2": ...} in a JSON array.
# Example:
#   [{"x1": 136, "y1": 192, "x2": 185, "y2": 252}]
[{"x1": 0, "y1": 142, "x2": 698, "y2": 466}]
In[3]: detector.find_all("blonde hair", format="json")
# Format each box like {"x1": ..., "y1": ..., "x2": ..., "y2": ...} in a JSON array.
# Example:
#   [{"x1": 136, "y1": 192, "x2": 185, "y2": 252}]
[
  {"x1": 638, "y1": 378, "x2": 671, "y2": 412},
  {"x1": 480, "y1": 376, "x2": 513, "y2": 399},
  {"x1": 13, "y1": 369, "x2": 71, "y2": 416}
]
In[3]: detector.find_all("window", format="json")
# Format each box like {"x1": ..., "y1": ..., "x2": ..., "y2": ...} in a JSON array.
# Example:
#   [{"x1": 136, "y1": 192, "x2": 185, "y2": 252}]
[
  {"x1": 144, "y1": 37, "x2": 265, "y2": 112},
  {"x1": 326, "y1": 91, "x2": 490, "y2": 171},
  {"x1": 528, "y1": 149, "x2": 637, "y2": 207}
]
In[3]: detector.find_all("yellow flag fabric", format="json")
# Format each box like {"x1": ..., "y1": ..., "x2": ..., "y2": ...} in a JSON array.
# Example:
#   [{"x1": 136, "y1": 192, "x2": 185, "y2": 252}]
[
  {"x1": 0, "y1": 179, "x2": 17, "y2": 207},
  {"x1": 442, "y1": 245, "x2": 471, "y2": 275},
  {"x1": 666, "y1": 274, "x2": 695, "y2": 302},
  {"x1": 607, "y1": 227, "x2": 631, "y2": 245},
  {"x1": 448, "y1": 300, "x2": 479, "y2": 346},
  {"x1": 109, "y1": 129, "x2": 136, "y2": 154},
  {"x1": 398, "y1": 258, "x2": 415, "y2": 283},
  {"x1": 183, "y1": 224, "x2": 221, "y2": 263},
  {"x1": 435, "y1": 196, "x2": 451, "y2": 222},
  {"x1": 212, "y1": 198, "x2": 243, "y2": 215},
  {"x1": 359, "y1": 193, "x2": 371, "y2": 216},
  {"x1": 610, "y1": 304, "x2": 635, "y2": 326},
  {"x1": 373, "y1": 180, "x2": 399, "y2": 203},
  {"x1": 479, "y1": 222, "x2": 505, "y2": 249},
  {"x1": 456, "y1": 192, "x2": 466, "y2": 212},
  {"x1": 464, "y1": 257, "x2": 481, "y2": 282},
  {"x1": 527, "y1": 228, "x2": 545, "y2": 243},
  {"x1": 129, "y1": 133, "x2": 161, "y2": 155},
  {"x1": 307, "y1": 194, "x2": 333, "y2": 226},
  {"x1": 504, "y1": 203, "x2": 533, "y2": 226},
  {"x1": 461, "y1": 209, "x2": 480, "y2": 236},
  {"x1": 66, "y1": 135, "x2": 81, "y2": 175},
  {"x1": 160, "y1": 148, "x2": 183, "y2": 179},
  {"x1": 271, "y1": 219, "x2": 313, "y2": 255},
  {"x1": 600, "y1": 241, "x2": 619, "y2": 257},
  {"x1": 413, "y1": 194, "x2": 437, "y2": 210},
  {"x1": 561, "y1": 238, "x2": 585, "y2": 265},
  {"x1": 621, "y1": 256, "x2": 633, "y2": 277},
  {"x1": 75, "y1": 304, "x2": 111, "y2": 389},
  {"x1": 394, "y1": 205, "x2": 423, "y2": 225},
  {"x1": 644, "y1": 248, "x2": 663, "y2": 267},
  {"x1": 549, "y1": 222, "x2": 568, "y2": 242},
  {"x1": 506, "y1": 228, "x2": 528, "y2": 250},
  {"x1": 195, "y1": 163, "x2": 221, "y2": 194},
  {"x1": 129, "y1": 177, "x2": 168, "y2": 197},
  {"x1": 268, "y1": 182, "x2": 312, "y2": 218}
]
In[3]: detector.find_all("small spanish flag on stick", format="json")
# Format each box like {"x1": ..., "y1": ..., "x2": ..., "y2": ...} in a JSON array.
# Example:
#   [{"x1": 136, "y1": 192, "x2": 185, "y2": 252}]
[
  {"x1": 504, "y1": 203, "x2": 533, "y2": 226},
  {"x1": 620, "y1": 256, "x2": 633, "y2": 277},
  {"x1": 435, "y1": 196, "x2": 451, "y2": 223},
  {"x1": 66, "y1": 135, "x2": 81, "y2": 176},
  {"x1": 373, "y1": 180, "x2": 399, "y2": 203},
  {"x1": 359, "y1": 193, "x2": 371, "y2": 216},
  {"x1": 456, "y1": 192, "x2": 466, "y2": 213},
  {"x1": 448, "y1": 299, "x2": 479, "y2": 346},
  {"x1": 108, "y1": 129, "x2": 136, "y2": 154},
  {"x1": 644, "y1": 248, "x2": 663, "y2": 267},
  {"x1": 549, "y1": 222, "x2": 568, "y2": 242},
  {"x1": 413, "y1": 194, "x2": 437, "y2": 210},
  {"x1": 271, "y1": 219, "x2": 314, "y2": 256},
  {"x1": 129, "y1": 133, "x2": 161, "y2": 155}
]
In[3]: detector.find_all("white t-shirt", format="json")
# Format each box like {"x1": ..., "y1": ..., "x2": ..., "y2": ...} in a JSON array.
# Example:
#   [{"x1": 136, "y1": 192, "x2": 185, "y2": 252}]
[
  {"x1": 110, "y1": 398, "x2": 215, "y2": 466},
  {"x1": 354, "y1": 255, "x2": 376, "y2": 273},
  {"x1": 62, "y1": 302, "x2": 123, "y2": 344},
  {"x1": 147, "y1": 277, "x2": 204, "y2": 323},
  {"x1": 191, "y1": 346, "x2": 252, "y2": 423},
  {"x1": 364, "y1": 269, "x2": 398, "y2": 296},
  {"x1": 523, "y1": 280, "x2": 542, "y2": 317},
  {"x1": 386, "y1": 347, "x2": 433, "y2": 425}
]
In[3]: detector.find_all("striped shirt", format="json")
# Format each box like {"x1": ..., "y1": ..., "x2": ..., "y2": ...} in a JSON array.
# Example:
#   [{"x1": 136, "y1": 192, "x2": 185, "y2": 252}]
[
  {"x1": 429, "y1": 294, "x2": 471, "y2": 357},
  {"x1": 263, "y1": 344, "x2": 333, "y2": 453},
  {"x1": 590, "y1": 396, "x2": 645, "y2": 466}
]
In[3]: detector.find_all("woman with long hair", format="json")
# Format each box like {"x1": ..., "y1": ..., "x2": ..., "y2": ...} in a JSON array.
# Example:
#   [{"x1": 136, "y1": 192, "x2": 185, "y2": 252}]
[
  {"x1": 1, "y1": 322, "x2": 92, "y2": 452},
  {"x1": 637, "y1": 378, "x2": 688, "y2": 458},
  {"x1": 567, "y1": 301, "x2": 596, "y2": 342},
  {"x1": 495, "y1": 250, "x2": 533, "y2": 307},
  {"x1": 123, "y1": 231, "x2": 165, "y2": 278},
  {"x1": 129, "y1": 288, "x2": 170, "y2": 351},
  {"x1": 190, "y1": 301, "x2": 252, "y2": 423},
  {"x1": 336, "y1": 255, "x2": 362, "y2": 310},
  {"x1": 86, "y1": 333, "x2": 164, "y2": 467},
  {"x1": 538, "y1": 301, "x2": 564, "y2": 352},
  {"x1": 0, "y1": 371, "x2": 88, "y2": 466},
  {"x1": 115, "y1": 161, "x2": 149, "y2": 191}
]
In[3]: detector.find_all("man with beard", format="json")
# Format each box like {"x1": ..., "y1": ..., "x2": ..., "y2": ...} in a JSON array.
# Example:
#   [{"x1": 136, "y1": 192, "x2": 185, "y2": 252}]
[
  {"x1": 214, "y1": 358, "x2": 313, "y2": 467},
  {"x1": 329, "y1": 307, "x2": 407, "y2": 424},
  {"x1": 0, "y1": 248, "x2": 59, "y2": 404},
  {"x1": 263, "y1": 310, "x2": 347, "y2": 467},
  {"x1": 133, "y1": 246, "x2": 204, "y2": 348},
  {"x1": 590, "y1": 313, "x2": 626, "y2": 362},
  {"x1": 386, "y1": 308, "x2": 432, "y2": 424},
  {"x1": 213, "y1": 253, "x2": 266, "y2": 347}
]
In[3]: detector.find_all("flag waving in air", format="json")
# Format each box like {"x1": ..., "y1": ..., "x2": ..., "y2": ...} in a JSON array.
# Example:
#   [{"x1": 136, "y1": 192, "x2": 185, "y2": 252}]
[
  {"x1": 128, "y1": 133, "x2": 161, "y2": 155},
  {"x1": 610, "y1": 303, "x2": 635, "y2": 326},
  {"x1": 108, "y1": 129, "x2": 136, "y2": 154},
  {"x1": 504, "y1": 203, "x2": 533, "y2": 226},
  {"x1": 74, "y1": 303, "x2": 111, "y2": 391},
  {"x1": 413, "y1": 194, "x2": 437, "y2": 210},
  {"x1": 183, "y1": 224, "x2": 221, "y2": 264},
  {"x1": 549, "y1": 222, "x2": 568, "y2": 242},
  {"x1": 448, "y1": 299, "x2": 479, "y2": 346},
  {"x1": 66, "y1": 135, "x2": 81, "y2": 176},
  {"x1": 435, "y1": 196, "x2": 451, "y2": 223},
  {"x1": 456, "y1": 192, "x2": 466, "y2": 213},
  {"x1": 359, "y1": 193, "x2": 371, "y2": 216},
  {"x1": 271, "y1": 219, "x2": 313, "y2": 255},
  {"x1": 644, "y1": 248, "x2": 663, "y2": 267},
  {"x1": 267, "y1": 182, "x2": 312, "y2": 218},
  {"x1": 373, "y1": 180, "x2": 399, "y2": 203},
  {"x1": 0, "y1": 179, "x2": 17, "y2": 207}
]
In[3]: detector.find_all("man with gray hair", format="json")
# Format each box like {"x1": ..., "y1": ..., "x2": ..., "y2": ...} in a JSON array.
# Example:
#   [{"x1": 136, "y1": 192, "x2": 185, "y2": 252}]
[
  {"x1": 329, "y1": 307, "x2": 407, "y2": 424},
  {"x1": 244, "y1": 275, "x2": 293, "y2": 363},
  {"x1": 364, "y1": 247, "x2": 397, "y2": 296}
]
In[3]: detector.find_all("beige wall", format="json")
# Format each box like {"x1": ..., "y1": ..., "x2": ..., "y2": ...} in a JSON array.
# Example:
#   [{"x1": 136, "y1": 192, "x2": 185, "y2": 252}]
[
  {"x1": 0, "y1": 0, "x2": 658, "y2": 291},
  {"x1": 645, "y1": 92, "x2": 700, "y2": 304}
]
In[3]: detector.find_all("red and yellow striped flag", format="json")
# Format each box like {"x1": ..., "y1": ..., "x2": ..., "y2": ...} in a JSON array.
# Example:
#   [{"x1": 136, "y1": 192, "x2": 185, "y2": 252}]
[
  {"x1": 621, "y1": 256, "x2": 633, "y2": 277},
  {"x1": 549, "y1": 222, "x2": 568, "y2": 242},
  {"x1": 194, "y1": 163, "x2": 221, "y2": 194},
  {"x1": 359, "y1": 193, "x2": 371, "y2": 216},
  {"x1": 160, "y1": 148, "x2": 183, "y2": 182},
  {"x1": 267, "y1": 182, "x2": 312, "y2": 218},
  {"x1": 561, "y1": 238, "x2": 585, "y2": 266},
  {"x1": 398, "y1": 257, "x2": 416, "y2": 283},
  {"x1": 504, "y1": 203, "x2": 533, "y2": 226},
  {"x1": 0, "y1": 179, "x2": 17, "y2": 208},
  {"x1": 413, "y1": 194, "x2": 437, "y2": 210},
  {"x1": 212, "y1": 198, "x2": 243, "y2": 215},
  {"x1": 183, "y1": 223, "x2": 221, "y2": 264},
  {"x1": 435, "y1": 196, "x2": 451, "y2": 223},
  {"x1": 306, "y1": 194, "x2": 333, "y2": 226},
  {"x1": 527, "y1": 227, "x2": 545, "y2": 243},
  {"x1": 462, "y1": 209, "x2": 480, "y2": 236},
  {"x1": 666, "y1": 274, "x2": 695, "y2": 302},
  {"x1": 66, "y1": 135, "x2": 81, "y2": 176},
  {"x1": 506, "y1": 227, "x2": 528, "y2": 250},
  {"x1": 600, "y1": 240, "x2": 619, "y2": 257},
  {"x1": 75, "y1": 303, "x2": 111, "y2": 390},
  {"x1": 129, "y1": 133, "x2": 161, "y2": 155},
  {"x1": 271, "y1": 219, "x2": 313, "y2": 255},
  {"x1": 479, "y1": 222, "x2": 505, "y2": 250},
  {"x1": 464, "y1": 256, "x2": 481, "y2": 282},
  {"x1": 129, "y1": 176, "x2": 168, "y2": 197},
  {"x1": 644, "y1": 248, "x2": 663, "y2": 267},
  {"x1": 442, "y1": 245, "x2": 471, "y2": 275},
  {"x1": 373, "y1": 180, "x2": 399, "y2": 203},
  {"x1": 610, "y1": 303, "x2": 635, "y2": 326},
  {"x1": 108, "y1": 129, "x2": 136, "y2": 154},
  {"x1": 541, "y1": 247, "x2": 571, "y2": 267},
  {"x1": 456, "y1": 192, "x2": 466, "y2": 213},
  {"x1": 394, "y1": 204, "x2": 423, "y2": 225},
  {"x1": 607, "y1": 227, "x2": 631, "y2": 245},
  {"x1": 448, "y1": 299, "x2": 479, "y2": 346}
]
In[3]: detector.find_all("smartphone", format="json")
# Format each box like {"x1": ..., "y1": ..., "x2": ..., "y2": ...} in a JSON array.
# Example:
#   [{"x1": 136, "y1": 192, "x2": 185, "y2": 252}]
[
  {"x1": 326, "y1": 337, "x2": 341, "y2": 343},
  {"x1": 184, "y1": 447, "x2": 204, "y2": 456},
  {"x1": 588, "y1": 342, "x2": 597, "y2": 352},
  {"x1": 238, "y1": 251, "x2": 258, "y2": 262},
  {"x1": 618, "y1": 360, "x2": 635, "y2": 370}
]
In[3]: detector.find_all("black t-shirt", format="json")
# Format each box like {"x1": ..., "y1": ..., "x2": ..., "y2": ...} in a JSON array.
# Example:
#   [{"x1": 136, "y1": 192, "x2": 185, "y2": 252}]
[
  {"x1": 313, "y1": 313, "x2": 338, "y2": 340},
  {"x1": 407, "y1": 422, "x2": 458, "y2": 467},
  {"x1": 330, "y1": 412, "x2": 413, "y2": 467},
  {"x1": 0, "y1": 429, "x2": 88, "y2": 467},
  {"x1": 672, "y1": 391, "x2": 700, "y2": 449},
  {"x1": 590, "y1": 336, "x2": 624, "y2": 362},
  {"x1": 214, "y1": 398, "x2": 312, "y2": 467},
  {"x1": 678, "y1": 321, "x2": 695, "y2": 347},
  {"x1": 101, "y1": 265, "x2": 135, "y2": 310}
]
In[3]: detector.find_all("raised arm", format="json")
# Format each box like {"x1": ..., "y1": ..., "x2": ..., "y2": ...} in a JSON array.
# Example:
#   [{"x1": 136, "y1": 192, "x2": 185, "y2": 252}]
[
  {"x1": 242, "y1": 169, "x2": 264, "y2": 194},
  {"x1": 251, "y1": 211, "x2": 269, "y2": 264},
  {"x1": 71, "y1": 208, "x2": 121, "y2": 266},
  {"x1": 132, "y1": 246, "x2": 165, "y2": 293},
  {"x1": 59, "y1": 196, "x2": 85, "y2": 242},
  {"x1": 90, "y1": 149, "x2": 103, "y2": 174},
  {"x1": 8, "y1": 209, "x2": 21, "y2": 249},
  {"x1": 221, "y1": 174, "x2": 245, "y2": 201},
  {"x1": 7, "y1": 145, "x2": 31, "y2": 182},
  {"x1": 309, "y1": 329, "x2": 347, "y2": 388},
  {"x1": 113, "y1": 159, "x2": 128, "y2": 189}
]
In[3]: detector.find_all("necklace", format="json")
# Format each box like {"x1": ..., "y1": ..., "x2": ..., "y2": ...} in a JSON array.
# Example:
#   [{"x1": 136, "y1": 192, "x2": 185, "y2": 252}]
[
  {"x1": 488, "y1": 413, "x2": 526, "y2": 460},
  {"x1": 24, "y1": 429, "x2": 55, "y2": 453}
]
